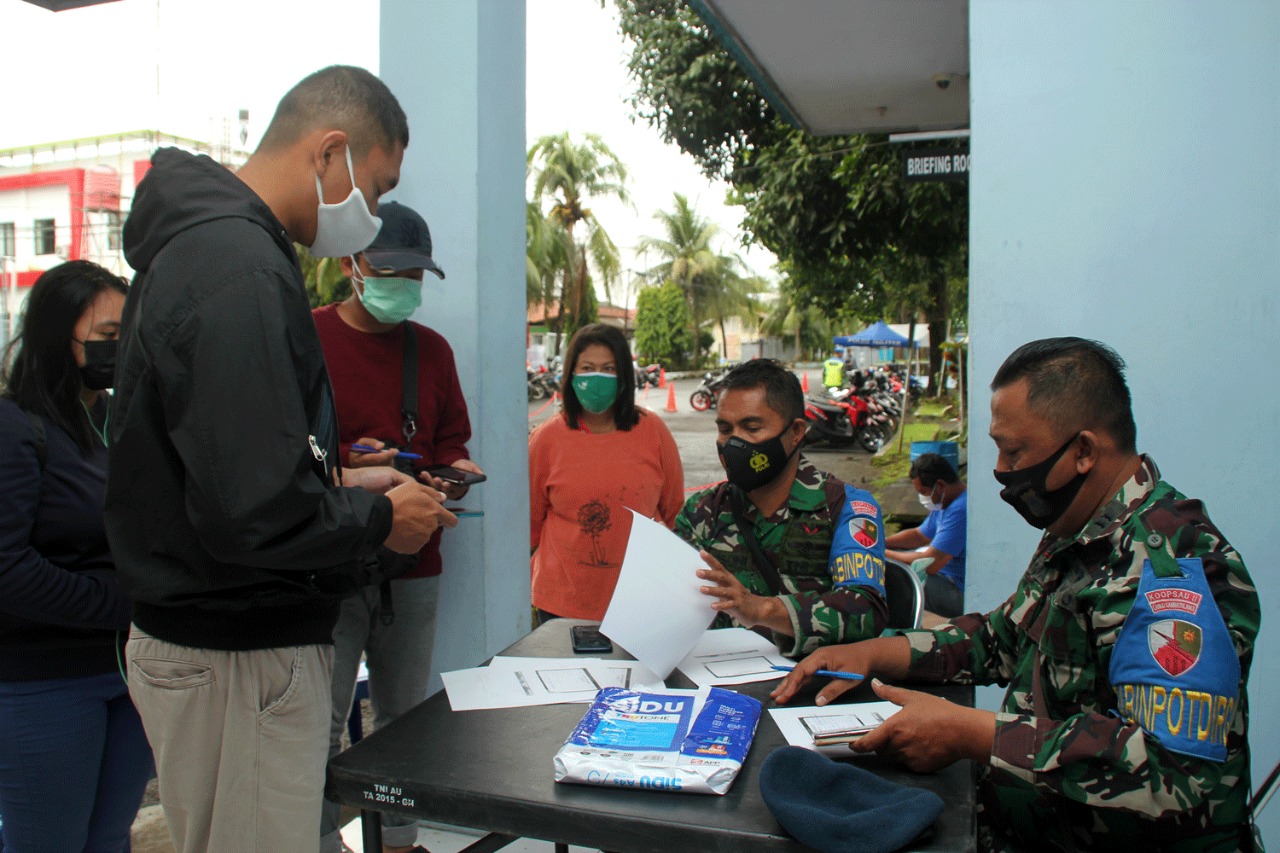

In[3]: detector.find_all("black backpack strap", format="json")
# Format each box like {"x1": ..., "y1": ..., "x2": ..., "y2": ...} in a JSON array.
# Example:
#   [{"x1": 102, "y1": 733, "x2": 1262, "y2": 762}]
[
  {"x1": 727, "y1": 487, "x2": 783, "y2": 597},
  {"x1": 400, "y1": 322, "x2": 418, "y2": 446},
  {"x1": 24, "y1": 410, "x2": 47, "y2": 471}
]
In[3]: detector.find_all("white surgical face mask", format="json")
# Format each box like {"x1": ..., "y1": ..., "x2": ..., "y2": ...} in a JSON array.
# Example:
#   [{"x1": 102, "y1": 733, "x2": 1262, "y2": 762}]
[
  {"x1": 918, "y1": 485, "x2": 943, "y2": 513},
  {"x1": 307, "y1": 146, "x2": 382, "y2": 258}
]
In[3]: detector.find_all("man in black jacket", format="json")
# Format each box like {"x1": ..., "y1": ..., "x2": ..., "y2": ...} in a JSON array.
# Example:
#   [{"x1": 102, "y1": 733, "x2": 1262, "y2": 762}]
[{"x1": 106, "y1": 66, "x2": 453, "y2": 853}]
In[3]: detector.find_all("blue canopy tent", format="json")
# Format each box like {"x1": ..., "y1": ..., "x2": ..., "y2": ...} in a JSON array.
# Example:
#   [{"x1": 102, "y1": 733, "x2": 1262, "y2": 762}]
[{"x1": 833, "y1": 320, "x2": 916, "y2": 349}]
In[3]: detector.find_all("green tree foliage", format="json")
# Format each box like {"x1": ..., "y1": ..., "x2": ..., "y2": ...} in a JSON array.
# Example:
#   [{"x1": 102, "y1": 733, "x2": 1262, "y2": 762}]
[
  {"x1": 637, "y1": 192, "x2": 760, "y2": 366},
  {"x1": 615, "y1": 0, "x2": 968, "y2": 391},
  {"x1": 298, "y1": 244, "x2": 350, "y2": 308},
  {"x1": 634, "y1": 280, "x2": 695, "y2": 368},
  {"x1": 527, "y1": 132, "x2": 628, "y2": 355}
]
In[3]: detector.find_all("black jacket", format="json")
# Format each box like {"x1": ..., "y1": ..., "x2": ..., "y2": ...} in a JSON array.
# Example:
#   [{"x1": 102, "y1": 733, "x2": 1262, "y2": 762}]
[
  {"x1": 106, "y1": 148, "x2": 392, "y2": 650},
  {"x1": 0, "y1": 400, "x2": 131, "y2": 680}
]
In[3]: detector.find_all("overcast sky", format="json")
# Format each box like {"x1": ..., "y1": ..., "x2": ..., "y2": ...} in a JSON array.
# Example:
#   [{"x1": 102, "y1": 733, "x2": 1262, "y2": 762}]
[{"x1": 0, "y1": 0, "x2": 775, "y2": 298}]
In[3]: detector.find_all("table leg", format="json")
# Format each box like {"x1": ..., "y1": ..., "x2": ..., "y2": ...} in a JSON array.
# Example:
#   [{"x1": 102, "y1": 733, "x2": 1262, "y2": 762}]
[
  {"x1": 360, "y1": 809, "x2": 383, "y2": 851},
  {"x1": 554, "y1": 845, "x2": 568, "y2": 853},
  {"x1": 459, "y1": 834, "x2": 519, "y2": 853}
]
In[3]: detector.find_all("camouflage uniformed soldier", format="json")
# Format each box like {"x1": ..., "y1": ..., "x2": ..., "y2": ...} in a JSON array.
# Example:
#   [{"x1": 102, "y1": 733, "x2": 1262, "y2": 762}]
[
  {"x1": 679, "y1": 359, "x2": 888, "y2": 658},
  {"x1": 774, "y1": 338, "x2": 1260, "y2": 851}
]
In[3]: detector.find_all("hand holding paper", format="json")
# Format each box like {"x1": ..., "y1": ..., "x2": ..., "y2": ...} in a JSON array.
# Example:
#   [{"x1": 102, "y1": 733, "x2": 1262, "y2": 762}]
[{"x1": 600, "y1": 510, "x2": 715, "y2": 679}]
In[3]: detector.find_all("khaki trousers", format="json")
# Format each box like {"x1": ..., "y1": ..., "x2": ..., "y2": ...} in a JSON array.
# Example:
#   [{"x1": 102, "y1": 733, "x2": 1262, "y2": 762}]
[{"x1": 126, "y1": 627, "x2": 333, "y2": 853}]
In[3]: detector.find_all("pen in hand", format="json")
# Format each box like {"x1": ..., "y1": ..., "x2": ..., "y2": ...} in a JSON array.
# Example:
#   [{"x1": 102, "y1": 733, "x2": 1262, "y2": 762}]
[
  {"x1": 351, "y1": 443, "x2": 422, "y2": 461},
  {"x1": 770, "y1": 665, "x2": 865, "y2": 682}
]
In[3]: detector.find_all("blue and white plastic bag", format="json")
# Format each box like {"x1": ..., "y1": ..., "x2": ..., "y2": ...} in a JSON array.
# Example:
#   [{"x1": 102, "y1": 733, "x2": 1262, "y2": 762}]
[{"x1": 554, "y1": 686, "x2": 762, "y2": 795}]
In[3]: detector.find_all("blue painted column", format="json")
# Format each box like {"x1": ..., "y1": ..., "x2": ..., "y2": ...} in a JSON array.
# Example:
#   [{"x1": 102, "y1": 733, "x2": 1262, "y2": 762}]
[
  {"x1": 969, "y1": 0, "x2": 1280, "y2": 843},
  {"x1": 380, "y1": 0, "x2": 530, "y2": 686}
]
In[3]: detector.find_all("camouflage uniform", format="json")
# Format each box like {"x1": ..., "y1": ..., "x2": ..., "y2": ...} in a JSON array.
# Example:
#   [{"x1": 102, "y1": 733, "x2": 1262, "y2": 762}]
[
  {"x1": 676, "y1": 457, "x2": 889, "y2": 657},
  {"x1": 896, "y1": 457, "x2": 1260, "y2": 851}
]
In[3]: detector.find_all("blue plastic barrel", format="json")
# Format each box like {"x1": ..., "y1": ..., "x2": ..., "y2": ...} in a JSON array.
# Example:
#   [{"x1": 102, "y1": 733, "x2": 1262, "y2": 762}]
[{"x1": 910, "y1": 441, "x2": 960, "y2": 476}]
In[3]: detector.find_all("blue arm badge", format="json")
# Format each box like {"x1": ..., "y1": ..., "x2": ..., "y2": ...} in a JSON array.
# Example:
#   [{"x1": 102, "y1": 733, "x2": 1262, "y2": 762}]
[
  {"x1": 827, "y1": 485, "x2": 887, "y2": 597},
  {"x1": 1109, "y1": 557, "x2": 1241, "y2": 763}
]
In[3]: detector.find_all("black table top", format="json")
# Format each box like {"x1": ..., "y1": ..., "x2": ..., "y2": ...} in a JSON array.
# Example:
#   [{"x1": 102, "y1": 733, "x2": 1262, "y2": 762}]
[{"x1": 326, "y1": 619, "x2": 976, "y2": 853}]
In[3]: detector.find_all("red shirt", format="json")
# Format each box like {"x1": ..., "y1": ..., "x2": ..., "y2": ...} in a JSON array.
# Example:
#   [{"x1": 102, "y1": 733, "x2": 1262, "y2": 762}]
[{"x1": 313, "y1": 303, "x2": 471, "y2": 578}]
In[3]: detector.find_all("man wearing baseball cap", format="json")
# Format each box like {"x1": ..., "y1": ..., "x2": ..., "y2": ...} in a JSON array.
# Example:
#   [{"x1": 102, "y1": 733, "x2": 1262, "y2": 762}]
[{"x1": 314, "y1": 201, "x2": 484, "y2": 853}]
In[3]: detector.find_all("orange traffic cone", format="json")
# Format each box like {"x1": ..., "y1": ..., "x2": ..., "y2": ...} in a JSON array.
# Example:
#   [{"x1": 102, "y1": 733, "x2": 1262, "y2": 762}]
[
  {"x1": 659, "y1": 367, "x2": 667, "y2": 388},
  {"x1": 801, "y1": 371, "x2": 809, "y2": 393},
  {"x1": 665, "y1": 381, "x2": 678, "y2": 412}
]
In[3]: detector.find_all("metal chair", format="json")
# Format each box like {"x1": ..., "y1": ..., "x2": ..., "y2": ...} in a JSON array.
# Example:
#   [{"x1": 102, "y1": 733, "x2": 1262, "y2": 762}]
[{"x1": 883, "y1": 558, "x2": 925, "y2": 629}]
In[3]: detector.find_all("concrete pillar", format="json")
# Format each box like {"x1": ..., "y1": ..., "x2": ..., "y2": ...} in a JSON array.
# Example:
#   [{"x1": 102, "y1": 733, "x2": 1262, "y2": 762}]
[{"x1": 380, "y1": 0, "x2": 530, "y2": 688}]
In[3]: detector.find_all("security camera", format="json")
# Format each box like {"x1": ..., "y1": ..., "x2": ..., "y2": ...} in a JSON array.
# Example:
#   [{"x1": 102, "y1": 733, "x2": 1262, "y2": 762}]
[{"x1": 933, "y1": 73, "x2": 954, "y2": 91}]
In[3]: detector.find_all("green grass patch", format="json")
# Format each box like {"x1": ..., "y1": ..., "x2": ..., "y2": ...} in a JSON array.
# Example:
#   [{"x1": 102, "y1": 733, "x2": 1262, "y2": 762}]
[{"x1": 913, "y1": 399, "x2": 953, "y2": 418}]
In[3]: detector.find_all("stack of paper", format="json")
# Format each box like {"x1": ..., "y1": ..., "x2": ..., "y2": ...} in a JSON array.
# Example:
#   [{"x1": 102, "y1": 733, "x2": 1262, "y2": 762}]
[
  {"x1": 441, "y1": 655, "x2": 663, "y2": 712},
  {"x1": 675, "y1": 627, "x2": 793, "y2": 686}
]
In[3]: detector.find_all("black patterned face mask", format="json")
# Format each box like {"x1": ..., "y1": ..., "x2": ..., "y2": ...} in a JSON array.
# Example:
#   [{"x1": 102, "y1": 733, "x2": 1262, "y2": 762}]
[
  {"x1": 718, "y1": 427, "x2": 799, "y2": 493},
  {"x1": 79, "y1": 339, "x2": 118, "y2": 390},
  {"x1": 993, "y1": 433, "x2": 1086, "y2": 529}
]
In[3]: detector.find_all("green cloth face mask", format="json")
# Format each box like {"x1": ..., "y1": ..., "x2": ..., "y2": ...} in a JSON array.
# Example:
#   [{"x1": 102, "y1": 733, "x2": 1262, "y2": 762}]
[
  {"x1": 572, "y1": 372, "x2": 619, "y2": 414},
  {"x1": 352, "y1": 263, "x2": 423, "y2": 324}
]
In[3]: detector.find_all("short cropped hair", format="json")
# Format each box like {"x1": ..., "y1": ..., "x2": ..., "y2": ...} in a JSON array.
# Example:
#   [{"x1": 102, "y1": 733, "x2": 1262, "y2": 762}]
[
  {"x1": 720, "y1": 359, "x2": 804, "y2": 424},
  {"x1": 991, "y1": 337, "x2": 1137, "y2": 453},
  {"x1": 257, "y1": 65, "x2": 409, "y2": 157},
  {"x1": 560, "y1": 324, "x2": 639, "y2": 431},
  {"x1": 909, "y1": 453, "x2": 959, "y2": 488}
]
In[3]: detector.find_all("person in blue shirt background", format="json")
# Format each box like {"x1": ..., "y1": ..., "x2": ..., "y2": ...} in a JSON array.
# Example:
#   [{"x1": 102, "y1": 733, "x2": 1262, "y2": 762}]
[{"x1": 885, "y1": 453, "x2": 966, "y2": 618}]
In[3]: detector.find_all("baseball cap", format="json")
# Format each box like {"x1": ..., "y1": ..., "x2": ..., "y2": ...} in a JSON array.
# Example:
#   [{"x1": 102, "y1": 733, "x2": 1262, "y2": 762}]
[{"x1": 362, "y1": 201, "x2": 446, "y2": 279}]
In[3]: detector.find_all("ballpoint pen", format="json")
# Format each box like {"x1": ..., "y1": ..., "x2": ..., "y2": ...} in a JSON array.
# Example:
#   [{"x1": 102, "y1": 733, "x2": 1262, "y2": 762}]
[
  {"x1": 351, "y1": 443, "x2": 422, "y2": 461},
  {"x1": 770, "y1": 665, "x2": 865, "y2": 681}
]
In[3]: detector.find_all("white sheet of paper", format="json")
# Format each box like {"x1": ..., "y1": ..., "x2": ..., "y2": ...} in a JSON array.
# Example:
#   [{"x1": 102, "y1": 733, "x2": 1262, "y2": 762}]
[
  {"x1": 767, "y1": 701, "x2": 902, "y2": 757},
  {"x1": 441, "y1": 657, "x2": 612, "y2": 711},
  {"x1": 600, "y1": 510, "x2": 715, "y2": 679},
  {"x1": 676, "y1": 627, "x2": 793, "y2": 686}
]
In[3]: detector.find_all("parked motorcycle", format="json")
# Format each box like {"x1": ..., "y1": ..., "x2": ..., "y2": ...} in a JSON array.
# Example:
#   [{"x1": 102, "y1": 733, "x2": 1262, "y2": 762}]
[
  {"x1": 635, "y1": 363, "x2": 663, "y2": 390},
  {"x1": 527, "y1": 366, "x2": 559, "y2": 401},
  {"x1": 803, "y1": 391, "x2": 887, "y2": 453},
  {"x1": 689, "y1": 368, "x2": 730, "y2": 411}
]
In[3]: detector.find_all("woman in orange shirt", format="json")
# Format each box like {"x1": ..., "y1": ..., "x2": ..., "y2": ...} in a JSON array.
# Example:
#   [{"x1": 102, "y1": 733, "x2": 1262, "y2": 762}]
[{"x1": 529, "y1": 324, "x2": 684, "y2": 621}]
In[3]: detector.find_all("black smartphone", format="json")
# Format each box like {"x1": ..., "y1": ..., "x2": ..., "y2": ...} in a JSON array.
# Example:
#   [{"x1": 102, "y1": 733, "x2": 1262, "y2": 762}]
[
  {"x1": 424, "y1": 465, "x2": 487, "y2": 486},
  {"x1": 570, "y1": 625, "x2": 613, "y2": 654}
]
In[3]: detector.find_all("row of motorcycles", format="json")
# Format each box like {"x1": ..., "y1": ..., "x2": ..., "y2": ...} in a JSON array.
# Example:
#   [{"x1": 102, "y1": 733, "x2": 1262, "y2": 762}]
[
  {"x1": 803, "y1": 368, "x2": 905, "y2": 453},
  {"x1": 528, "y1": 360, "x2": 666, "y2": 401}
]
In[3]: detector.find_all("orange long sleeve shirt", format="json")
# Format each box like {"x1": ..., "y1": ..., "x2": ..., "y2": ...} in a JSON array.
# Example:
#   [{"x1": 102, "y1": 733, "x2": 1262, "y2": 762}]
[{"x1": 529, "y1": 410, "x2": 684, "y2": 620}]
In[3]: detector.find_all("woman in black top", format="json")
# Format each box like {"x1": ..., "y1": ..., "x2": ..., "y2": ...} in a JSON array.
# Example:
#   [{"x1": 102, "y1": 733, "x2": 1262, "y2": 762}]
[{"x1": 0, "y1": 261, "x2": 152, "y2": 852}]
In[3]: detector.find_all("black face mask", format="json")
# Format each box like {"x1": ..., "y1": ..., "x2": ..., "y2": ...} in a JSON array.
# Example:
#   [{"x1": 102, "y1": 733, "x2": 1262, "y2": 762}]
[
  {"x1": 718, "y1": 426, "x2": 800, "y2": 493},
  {"x1": 79, "y1": 339, "x2": 117, "y2": 391},
  {"x1": 993, "y1": 433, "x2": 1087, "y2": 530}
]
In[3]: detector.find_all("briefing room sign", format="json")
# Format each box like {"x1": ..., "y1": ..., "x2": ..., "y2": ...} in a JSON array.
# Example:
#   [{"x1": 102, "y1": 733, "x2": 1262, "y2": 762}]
[{"x1": 903, "y1": 145, "x2": 970, "y2": 183}]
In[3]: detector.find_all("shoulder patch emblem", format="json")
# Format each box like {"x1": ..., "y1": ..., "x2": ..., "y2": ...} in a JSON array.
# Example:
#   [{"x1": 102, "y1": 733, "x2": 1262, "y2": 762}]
[
  {"x1": 849, "y1": 516, "x2": 879, "y2": 548},
  {"x1": 1148, "y1": 619, "x2": 1202, "y2": 676}
]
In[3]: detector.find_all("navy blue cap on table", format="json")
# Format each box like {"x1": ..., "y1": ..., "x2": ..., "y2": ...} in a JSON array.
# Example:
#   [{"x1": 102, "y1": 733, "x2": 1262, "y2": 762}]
[
  {"x1": 758, "y1": 746, "x2": 944, "y2": 853},
  {"x1": 363, "y1": 201, "x2": 446, "y2": 279}
]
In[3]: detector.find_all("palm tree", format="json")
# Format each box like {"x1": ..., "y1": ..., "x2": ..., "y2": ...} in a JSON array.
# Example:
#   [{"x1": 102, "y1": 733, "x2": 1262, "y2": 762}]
[
  {"x1": 760, "y1": 278, "x2": 834, "y2": 361},
  {"x1": 527, "y1": 132, "x2": 628, "y2": 354},
  {"x1": 637, "y1": 193, "x2": 756, "y2": 365},
  {"x1": 526, "y1": 202, "x2": 571, "y2": 312}
]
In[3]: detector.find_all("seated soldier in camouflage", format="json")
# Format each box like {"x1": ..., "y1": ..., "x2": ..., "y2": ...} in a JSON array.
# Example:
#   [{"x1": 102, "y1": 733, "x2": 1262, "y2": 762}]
[
  {"x1": 679, "y1": 359, "x2": 889, "y2": 658},
  {"x1": 774, "y1": 338, "x2": 1260, "y2": 851}
]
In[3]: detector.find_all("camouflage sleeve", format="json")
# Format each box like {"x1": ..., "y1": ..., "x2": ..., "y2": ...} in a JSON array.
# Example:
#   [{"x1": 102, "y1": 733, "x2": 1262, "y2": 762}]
[
  {"x1": 778, "y1": 585, "x2": 887, "y2": 657},
  {"x1": 673, "y1": 492, "x2": 705, "y2": 549},
  {"x1": 988, "y1": 516, "x2": 1259, "y2": 821},
  {"x1": 778, "y1": 485, "x2": 889, "y2": 657},
  {"x1": 894, "y1": 583, "x2": 1028, "y2": 686}
]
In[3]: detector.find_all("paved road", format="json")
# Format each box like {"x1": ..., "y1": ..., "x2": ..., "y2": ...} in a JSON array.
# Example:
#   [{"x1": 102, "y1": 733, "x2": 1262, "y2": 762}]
[{"x1": 526, "y1": 378, "x2": 893, "y2": 505}]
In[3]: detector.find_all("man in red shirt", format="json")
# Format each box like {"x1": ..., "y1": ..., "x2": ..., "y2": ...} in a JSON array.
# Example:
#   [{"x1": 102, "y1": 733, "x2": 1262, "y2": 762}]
[{"x1": 314, "y1": 202, "x2": 484, "y2": 853}]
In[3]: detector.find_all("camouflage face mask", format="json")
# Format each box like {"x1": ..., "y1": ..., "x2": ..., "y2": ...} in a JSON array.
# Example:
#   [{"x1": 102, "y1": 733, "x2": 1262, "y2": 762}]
[{"x1": 993, "y1": 432, "x2": 1087, "y2": 529}]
